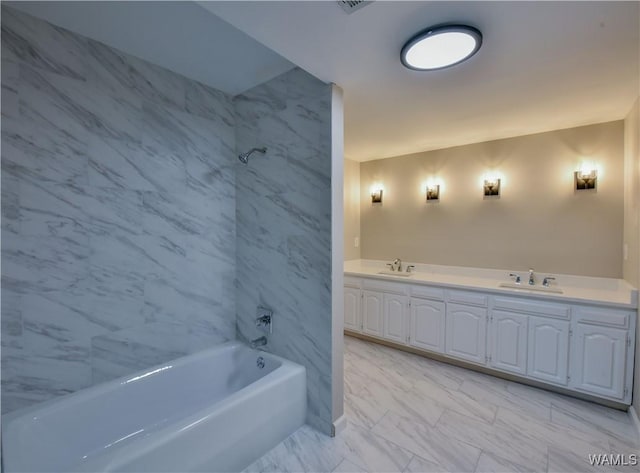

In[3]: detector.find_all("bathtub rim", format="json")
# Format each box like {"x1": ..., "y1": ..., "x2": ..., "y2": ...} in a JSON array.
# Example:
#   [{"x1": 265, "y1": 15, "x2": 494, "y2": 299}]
[{"x1": 2, "y1": 341, "x2": 293, "y2": 424}]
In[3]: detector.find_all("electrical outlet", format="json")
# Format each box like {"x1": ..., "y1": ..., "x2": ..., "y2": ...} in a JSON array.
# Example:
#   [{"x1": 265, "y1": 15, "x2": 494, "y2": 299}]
[{"x1": 354, "y1": 237, "x2": 360, "y2": 248}]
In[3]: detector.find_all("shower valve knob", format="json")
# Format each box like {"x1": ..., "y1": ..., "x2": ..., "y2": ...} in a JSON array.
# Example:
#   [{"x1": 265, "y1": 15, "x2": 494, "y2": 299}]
[{"x1": 256, "y1": 306, "x2": 273, "y2": 334}]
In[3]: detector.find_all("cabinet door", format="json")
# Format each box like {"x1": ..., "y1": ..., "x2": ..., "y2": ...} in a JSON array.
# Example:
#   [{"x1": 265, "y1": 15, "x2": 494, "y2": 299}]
[
  {"x1": 409, "y1": 298, "x2": 445, "y2": 353},
  {"x1": 445, "y1": 303, "x2": 487, "y2": 365},
  {"x1": 490, "y1": 310, "x2": 528, "y2": 375},
  {"x1": 527, "y1": 316, "x2": 569, "y2": 386},
  {"x1": 383, "y1": 293, "x2": 407, "y2": 344},
  {"x1": 571, "y1": 323, "x2": 627, "y2": 399},
  {"x1": 362, "y1": 290, "x2": 383, "y2": 337},
  {"x1": 344, "y1": 287, "x2": 361, "y2": 332}
]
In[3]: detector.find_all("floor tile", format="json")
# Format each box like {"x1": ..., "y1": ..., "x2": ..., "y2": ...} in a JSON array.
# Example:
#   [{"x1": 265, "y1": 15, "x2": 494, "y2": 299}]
[
  {"x1": 248, "y1": 336, "x2": 637, "y2": 473},
  {"x1": 473, "y1": 452, "x2": 535, "y2": 473},
  {"x1": 435, "y1": 408, "x2": 549, "y2": 471},
  {"x1": 338, "y1": 423, "x2": 414, "y2": 473},
  {"x1": 242, "y1": 424, "x2": 343, "y2": 473},
  {"x1": 549, "y1": 394, "x2": 633, "y2": 426},
  {"x1": 404, "y1": 454, "x2": 452, "y2": 473},
  {"x1": 547, "y1": 446, "x2": 624, "y2": 473},
  {"x1": 550, "y1": 401, "x2": 638, "y2": 447},
  {"x1": 413, "y1": 377, "x2": 498, "y2": 423},
  {"x1": 458, "y1": 377, "x2": 551, "y2": 423},
  {"x1": 372, "y1": 410, "x2": 481, "y2": 472},
  {"x1": 496, "y1": 406, "x2": 613, "y2": 459},
  {"x1": 359, "y1": 382, "x2": 446, "y2": 428},
  {"x1": 608, "y1": 437, "x2": 640, "y2": 472},
  {"x1": 609, "y1": 438, "x2": 640, "y2": 456},
  {"x1": 332, "y1": 458, "x2": 369, "y2": 473},
  {"x1": 348, "y1": 338, "x2": 463, "y2": 392},
  {"x1": 344, "y1": 389, "x2": 388, "y2": 430}
]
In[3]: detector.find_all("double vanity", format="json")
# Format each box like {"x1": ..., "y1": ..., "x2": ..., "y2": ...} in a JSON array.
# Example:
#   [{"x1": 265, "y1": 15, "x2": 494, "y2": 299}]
[{"x1": 344, "y1": 260, "x2": 638, "y2": 407}]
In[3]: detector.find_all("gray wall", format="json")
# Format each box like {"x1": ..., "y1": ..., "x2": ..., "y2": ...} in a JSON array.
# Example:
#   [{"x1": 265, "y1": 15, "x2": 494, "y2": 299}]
[
  {"x1": 1, "y1": 6, "x2": 237, "y2": 412},
  {"x1": 359, "y1": 121, "x2": 625, "y2": 278},
  {"x1": 234, "y1": 70, "x2": 333, "y2": 434}
]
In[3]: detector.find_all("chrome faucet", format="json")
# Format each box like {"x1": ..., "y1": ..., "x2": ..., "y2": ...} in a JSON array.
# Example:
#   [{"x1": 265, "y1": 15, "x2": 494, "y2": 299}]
[
  {"x1": 528, "y1": 268, "x2": 535, "y2": 286},
  {"x1": 250, "y1": 336, "x2": 267, "y2": 349},
  {"x1": 385, "y1": 258, "x2": 402, "y2": 271},
  {"x1": 542, "y1": 276, "x2": 556, "y2": 287},
  {"x1": 509, "y1": 273, "x2": 521, "y2": 284}
]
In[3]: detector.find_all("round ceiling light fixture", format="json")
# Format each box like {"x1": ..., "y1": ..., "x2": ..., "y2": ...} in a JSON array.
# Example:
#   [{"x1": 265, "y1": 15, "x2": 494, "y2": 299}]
[{"x1": 401, "y1": 24, "x2": 482, "y2": 71}]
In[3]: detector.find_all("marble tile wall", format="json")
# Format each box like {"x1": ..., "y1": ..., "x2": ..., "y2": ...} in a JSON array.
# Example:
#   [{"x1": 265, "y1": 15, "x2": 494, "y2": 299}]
[
  {"x1": 1, "y1": 6, "x2": 237, "y2": 413},
  {"x1": 234, "y1": 69, "x2": 333, "y2": 434}
]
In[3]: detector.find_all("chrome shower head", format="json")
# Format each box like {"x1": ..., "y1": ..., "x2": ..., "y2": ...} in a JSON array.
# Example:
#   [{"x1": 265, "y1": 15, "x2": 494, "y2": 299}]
[{"x1": 238, "y1": 147, "x2": 267, "y2": 164}]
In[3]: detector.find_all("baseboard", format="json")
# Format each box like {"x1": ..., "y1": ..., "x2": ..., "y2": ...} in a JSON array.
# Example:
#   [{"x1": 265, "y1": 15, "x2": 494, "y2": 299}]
[
  {"x1": 629, "y1": 405, "x2": 640, "y2": 439},
  {"x1": 331, "y1": 414, "x2": 347, "y2": 437}
]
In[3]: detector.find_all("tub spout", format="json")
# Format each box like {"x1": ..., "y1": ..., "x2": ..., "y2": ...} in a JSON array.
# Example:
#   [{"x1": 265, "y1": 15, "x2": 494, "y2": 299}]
[{"x1": 250, "y1": 336, "x2": 267, "y2": 349}]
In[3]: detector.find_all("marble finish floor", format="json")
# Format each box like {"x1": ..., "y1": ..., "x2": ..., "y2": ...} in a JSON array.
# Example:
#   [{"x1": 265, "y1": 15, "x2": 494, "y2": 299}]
[{"x1": 244, "y1": 336, "x2": 639, "y2": 473}]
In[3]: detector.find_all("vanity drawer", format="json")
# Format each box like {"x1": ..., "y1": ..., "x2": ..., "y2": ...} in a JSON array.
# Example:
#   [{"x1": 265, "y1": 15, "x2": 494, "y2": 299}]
[
  {"x1": 447, "y1": 290, "x2": 488, "y2": 307},
  {"x1": 410, "y1": 285, "x2": 445, "y2": 301},
  {"x1": 493, "y1": 296, "x2": 570, "y2": 319},
  {"x1": 362, "y1": 279, "x2": 408, "y2": 295},
  {"x1": 573, "y1": 306, "x2": 630, "y2": 328},
  {"x1": 344, "y1": 277, "x2": 362, "y2": 289}
]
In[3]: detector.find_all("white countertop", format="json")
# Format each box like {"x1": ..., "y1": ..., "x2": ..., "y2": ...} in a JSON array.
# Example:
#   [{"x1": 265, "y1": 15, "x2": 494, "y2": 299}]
[{"x1": 344, "y1": 260, "x2": 638, "y2": 309}]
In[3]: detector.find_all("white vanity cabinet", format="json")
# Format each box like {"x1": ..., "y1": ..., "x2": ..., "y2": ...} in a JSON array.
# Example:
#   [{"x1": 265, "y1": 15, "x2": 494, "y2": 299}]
[
  {"x1": 345, "y1": 278, "x2": 409, "y2": 341},
  {"x1": 492, "y1": 296, "x2": 571, "y2": 386},
  {"x1": 362, "y1": 290, "x2": 384, "y2": 337},
  {"x1": 445, "y1": 303, "x2": 487, "y2": 365},
  {"x1": 571, "y1": 324, "x2": 627, "y2": 399},
  {"x1": 343, "y1": 285, "x2": 361, "y2": 332},
  {"x1": 409, "y1": 297, "x2": 446, "y2": 353},
  {"x1": 490, "y1": 310, "x2": 528, "y2": 376},
  {"x1": 527, "y1": 316, "x2": 570, "y2": 386},
  {"x1": 383, "y1": 293, "x2": 408, "y2": 344},
  {"x1": 343, "y1": 274, "x2": 636, "y2": 406},
  {"x1": 445, "y1": 290, "x2": 489, "y2": 365},
  {"x1": 569, "y1": 307, "x2": 633, "y2": 400}
]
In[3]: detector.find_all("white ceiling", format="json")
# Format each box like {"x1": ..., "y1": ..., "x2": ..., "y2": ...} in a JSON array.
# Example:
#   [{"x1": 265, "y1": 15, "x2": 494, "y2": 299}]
[
  {"x1": 202, "y1": 1, "x2": 640, "y2": 162},
  {"x1": 6, "y1": 1, "x2": 294, "y2": 96}
]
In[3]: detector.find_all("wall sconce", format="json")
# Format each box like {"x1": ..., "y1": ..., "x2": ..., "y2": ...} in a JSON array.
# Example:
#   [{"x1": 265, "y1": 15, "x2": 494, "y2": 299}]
[
  {"x1": 483, "y1": 178, "x2": 501, "y2": 197},
  {"x1": 575, "y1": 169, "x2": 597, "y2": 191},
  {"x1": 370, "y1": 183, "x2": 384, "y2": 203},
  {"x1": 426, "y1": 185, "x2": 440, "y2": 202}
]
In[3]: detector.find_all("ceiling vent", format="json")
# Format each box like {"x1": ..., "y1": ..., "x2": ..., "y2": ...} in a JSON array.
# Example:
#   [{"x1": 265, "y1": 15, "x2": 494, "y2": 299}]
[{"x1": 337, "y1": 1, "x2": 373, "y2": 14}]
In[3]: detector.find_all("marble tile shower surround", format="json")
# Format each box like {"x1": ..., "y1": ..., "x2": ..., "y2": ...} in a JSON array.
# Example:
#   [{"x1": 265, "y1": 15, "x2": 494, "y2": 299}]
[
  {"x1": 1, "y1": 6, "x2": 238, "y2": 413},
  {"x1": 234, "y1": 69, "x2": 333, "y2": 434}
]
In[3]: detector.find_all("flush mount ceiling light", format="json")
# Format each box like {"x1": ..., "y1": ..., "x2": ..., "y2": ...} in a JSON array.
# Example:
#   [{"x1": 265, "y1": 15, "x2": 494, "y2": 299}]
[{"x1": 401, "y1": 25, "x2": 482, "y2": 71}]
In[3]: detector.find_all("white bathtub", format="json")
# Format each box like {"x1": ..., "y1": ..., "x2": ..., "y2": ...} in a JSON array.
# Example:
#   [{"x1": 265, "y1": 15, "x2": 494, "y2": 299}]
[{"x1": 2, "y1": 341, "x2": 306, "y2": 472}]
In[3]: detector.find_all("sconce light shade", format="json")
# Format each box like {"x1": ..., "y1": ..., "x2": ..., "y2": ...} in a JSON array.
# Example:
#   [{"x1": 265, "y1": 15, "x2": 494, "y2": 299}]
[
  {"x1": 575, "y1": 170, "x2": 597, "y2": 191},
  {"x1": 371, "y1": 189, "x2": 383, "y2": 203},
  {"x1": 483, "y1": 178, "x2": 501, "y2": 197},
  {"x1": 426, "y1": 185, "x2": 440, "y2": 202}
]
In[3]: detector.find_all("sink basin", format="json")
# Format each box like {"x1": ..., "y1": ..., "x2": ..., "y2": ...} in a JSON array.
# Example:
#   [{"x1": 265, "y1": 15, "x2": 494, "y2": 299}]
[
  {"x1": 378, "y1": 271, "x2": 414, "y2": 277},
  {"x1": 498, "y1": 282, "x2": 563, "y2": 294}
]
